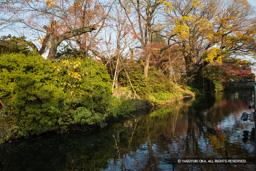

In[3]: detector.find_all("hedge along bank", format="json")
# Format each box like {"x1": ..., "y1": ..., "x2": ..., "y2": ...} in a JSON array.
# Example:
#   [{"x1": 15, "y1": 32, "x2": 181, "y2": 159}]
[{"x1": 0, "y1": 53, "x2": 138, "y2": 142}]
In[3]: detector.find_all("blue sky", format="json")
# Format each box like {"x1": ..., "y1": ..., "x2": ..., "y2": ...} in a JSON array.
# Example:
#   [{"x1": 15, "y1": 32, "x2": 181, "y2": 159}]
[{"x1": 248, "y1": 0, "x2": 256, "y2": 6}]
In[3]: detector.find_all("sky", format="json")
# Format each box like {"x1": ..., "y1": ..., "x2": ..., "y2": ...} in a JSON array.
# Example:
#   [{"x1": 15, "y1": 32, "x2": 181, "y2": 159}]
[{"x1": 248, "y1": 0, "x2": 256, "y2": 6}]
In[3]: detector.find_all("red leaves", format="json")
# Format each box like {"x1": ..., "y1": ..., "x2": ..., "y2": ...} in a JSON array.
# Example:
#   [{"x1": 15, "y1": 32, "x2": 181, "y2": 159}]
[{"x1": 221, "y1": 63, "x2": 255, "y2": 82}]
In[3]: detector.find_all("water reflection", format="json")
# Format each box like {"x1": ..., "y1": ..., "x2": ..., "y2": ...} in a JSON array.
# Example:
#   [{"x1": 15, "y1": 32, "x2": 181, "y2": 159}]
[{"x1": 0, "y1": 91, "x2": 255, "y2": 170}]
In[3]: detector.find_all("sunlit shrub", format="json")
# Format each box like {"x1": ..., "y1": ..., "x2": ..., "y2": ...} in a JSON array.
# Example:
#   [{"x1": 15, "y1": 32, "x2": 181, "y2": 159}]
[{"x1": 0, "y1": 53, "x2": 123, "y2": 139}]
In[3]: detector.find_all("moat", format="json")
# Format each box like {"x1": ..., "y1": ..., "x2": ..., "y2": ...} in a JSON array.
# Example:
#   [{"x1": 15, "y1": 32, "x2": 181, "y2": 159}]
[{"x1": 0, "y1": 90, "x2": 255, "y2": 170}]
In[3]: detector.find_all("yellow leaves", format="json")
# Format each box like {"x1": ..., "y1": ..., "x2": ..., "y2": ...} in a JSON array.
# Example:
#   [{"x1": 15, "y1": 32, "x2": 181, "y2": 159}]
[
  {"x1": 54, "y1": 66, "x2": 61, "y2": 72},
  {"x1": 192, "y1": 0, "x2": 200, "y2": 8},
  {"x1": 160, "y1": 0, "x2": 173, "y2": 13},
  {"x1": 61, "y1": 60, "x2": 82, "y2": 80},
  {"x1": 73, "y1": 61, "x2": 81, "y2": 69},
  {"x1": 205, "y1": 50, "x2": 216, "y2": 63},
  {"x1": 39, "y1": 37, "x2": 44, "y2": 44},
  {"x1": 214, "y1": 16, "x2": 237, "y2": 34},
  {"x1": 192, "y1": 0, "x2": 204, "y2": 9},
  {"x1": 160, "y1": 0, "x2": 173, "y2": 9},
  {"x1": 180, "y1": 15, "x2": 195, "y2": 22},
  {"x1": 61, "y1": 82, "x2": 81, "y2": 89},
  {"x1": 62, "y1": 59, "x2": 70, "y2": 64},
  {"x1": 198, "y1": 4, "x2": 204, "y2": 9},
  {"x1": 139, "y1": 60, "x2": 144, "y2": 65},
  {"x1": 206, "y1": 33, "x2": 214, "y2": 39},
  {"x1": 193, "y1": 16, "x2": 213, "y2": 35},
  {"x1": 68, "y1": 71, "x2": 82, "y2": 81},
  {"x1": 45, "y1": 0, "x2": 59, "y2": 8},
  {"x1": 164, "y1": 8, "x2": 171, "y2": 14},
  {"x1": 173, "y1": 24, "x2": 190, "y2": 40},
  {"x1": 215, "y1": 56, "x2": 223, "y2": 65},
  {"x1": 172, "y1": 16, "x2": 193, "y2": 40},
  {"x1": 45, "y1": 0, "x2": 53, "y2": 8},
  {"x1": 172, "y1": 14, "x2": 213, "y2": 41},
  {"x1": 61, "y1": 60, "x2": 81, "y2": 69},
  {"x1": 204, "y1": 47, "x2": 224, "y2": 65},
  {"x1": 70, "y1": 72, "x2": 82, "y2": 81}
]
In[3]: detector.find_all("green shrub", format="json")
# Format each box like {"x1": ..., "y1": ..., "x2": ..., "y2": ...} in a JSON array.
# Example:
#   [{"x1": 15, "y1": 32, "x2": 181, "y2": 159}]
[
  {"x1": 119, "y1": 63, "x2": 149, "y2": 98},
  {"x1": 0, "y1": 35, "x2": 38, "y2": 55},
  {"x1": 55, "y1": 58, "x2": 112, "y2": 114},
  {"x1": 201, "y1": 65, "x2": 225, "y2": 92},
  {"x1": 119, "y1": 64, "x2": 173, "y2": 96},
  {"x1": 0, "y1": 53, "x2": 116, "y2": 139},
  {"x1": 118, "y1": 63, "x2": 192, "y2": 104},
  {"x1": 186, "y1": 86, "x2": 201, "y2": 96},
  {"x1": 107, "y1": 97, "x2": 136, "y2": 118},
  {"x1": 0, "y1": 53, "x2": 66, "y2": 137}
]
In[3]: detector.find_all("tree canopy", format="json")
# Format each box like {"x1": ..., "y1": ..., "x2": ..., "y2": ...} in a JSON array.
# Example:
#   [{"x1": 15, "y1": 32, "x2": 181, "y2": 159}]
[{"x1": 1, "y1": 0, "x2": 255, "y2": 79}]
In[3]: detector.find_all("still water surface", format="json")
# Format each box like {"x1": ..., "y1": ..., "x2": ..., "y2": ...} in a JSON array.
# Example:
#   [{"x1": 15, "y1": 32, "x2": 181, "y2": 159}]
[{"x1": 0, "y1": 91, "x2": 255, "y2": 170}]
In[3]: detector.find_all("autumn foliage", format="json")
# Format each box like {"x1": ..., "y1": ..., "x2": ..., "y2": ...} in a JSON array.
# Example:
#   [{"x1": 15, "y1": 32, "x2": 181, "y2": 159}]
[{"x1": 221, "y1": 61, "x2": 255, "y2": 83}]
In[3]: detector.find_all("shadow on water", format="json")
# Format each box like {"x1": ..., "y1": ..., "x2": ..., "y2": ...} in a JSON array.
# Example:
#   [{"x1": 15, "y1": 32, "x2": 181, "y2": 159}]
[{"x1": 0, "y1": 91, "x2": 255, "y2": 170}]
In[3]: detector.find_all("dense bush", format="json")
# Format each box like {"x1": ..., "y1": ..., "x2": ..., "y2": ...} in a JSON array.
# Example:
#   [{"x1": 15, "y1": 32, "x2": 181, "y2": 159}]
[
  {"x1": 0, "y1": 35, "x2": 38, "y2": 55},
  {"x1": 118, "y1": 63, "x2": 149, "y2": 97},
  {"x1": 0, "y1": 54, "x2": 65, "y2": 138},
  {"x1": 118, "y1": 63, "x2": 193, "y2": 105},
  {"x1": 201, "y1": 65, "x2": 224, "y2": 92},
  {"x1": 0, "y1": 53, "x2": 135, "y2": 140}
]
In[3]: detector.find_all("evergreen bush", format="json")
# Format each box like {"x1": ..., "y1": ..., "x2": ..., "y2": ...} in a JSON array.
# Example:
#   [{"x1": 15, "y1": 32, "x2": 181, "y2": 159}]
[{"x1": 0, "y1": 53, "x2": 133, "y2": 140}]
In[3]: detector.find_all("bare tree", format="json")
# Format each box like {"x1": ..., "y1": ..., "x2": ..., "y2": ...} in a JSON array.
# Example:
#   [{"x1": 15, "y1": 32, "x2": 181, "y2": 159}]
[
  {"x1": 119, "y1": 0, "x2": 162, "y2": 78},
  {"x1": 2, "y1": 0, "x2": 111, "y2": 60}
]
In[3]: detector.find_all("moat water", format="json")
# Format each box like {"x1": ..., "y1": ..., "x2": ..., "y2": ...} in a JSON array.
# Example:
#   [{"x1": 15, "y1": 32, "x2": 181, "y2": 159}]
[{"x1": 0, "y1": 91, "x2": 255, "y2": 170}]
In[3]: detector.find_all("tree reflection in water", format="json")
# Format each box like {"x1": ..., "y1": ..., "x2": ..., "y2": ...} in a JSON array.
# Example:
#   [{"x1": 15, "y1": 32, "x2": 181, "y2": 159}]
[{"x1": 0, "y1": 91, "x2": 255, "y2": 170}]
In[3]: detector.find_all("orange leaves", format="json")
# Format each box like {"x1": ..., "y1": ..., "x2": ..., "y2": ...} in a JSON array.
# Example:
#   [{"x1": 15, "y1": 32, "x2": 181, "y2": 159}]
[
  {"x1": 39, "y1": 37, "x2": 44, "y2": 44},
  {"x1": 247, "y1": 28, "x2": 255, "y2": 35},
  {"x1": 148, "y1": 42, "x2": 164, "y2": 55},
  {"x1": 45, "y1": 0, "x2": 53, "y2": 8},
  {"x1": 45, "y1": 0, "x2": 59, "y2": 8},
  {"x1": 93, "y1": 24, "x2": 98, "y2": 30}
]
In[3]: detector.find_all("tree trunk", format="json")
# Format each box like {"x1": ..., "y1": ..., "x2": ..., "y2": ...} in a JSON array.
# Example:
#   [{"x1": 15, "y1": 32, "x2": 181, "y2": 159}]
[
  {"x1": 144, "y1": 53, "x2": 151, "y2": 78},
  {"x1": 47, "y1": 24, "x2": 97, "y2": 60},
  {"x1": 184, "y1": 55, "x2": 194, "y2": 79},
  {"x1": 112, "y1": 54, "x2": 120, "y2": 90},
  {"x1": 39, "y1": 26, "x2": 52, "y2": 55},
  {"x1": 169, "y1": 55, "x2": 175, "y2": 82},
  {"x1": 48, "y1": 36, "x2": 60, "y2": 60},
  {"x1": 184, "y1": 54, "x2": 209, "y2": 82},
  {"x1": 130, "y1": 48, "x2": 134, "y2": 61}
]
